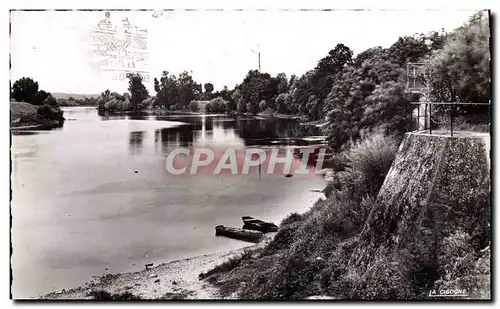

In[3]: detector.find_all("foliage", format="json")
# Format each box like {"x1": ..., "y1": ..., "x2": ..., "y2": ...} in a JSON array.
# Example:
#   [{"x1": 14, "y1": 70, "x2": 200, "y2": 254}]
[
  {"x1": 153, "y1": 71, "x2": 202, "y2": 110},
  {"x1": 87, "y1": 290, "x2": 141, "y2": 300},
  {"x1": 205, "y1": 97, "x2": 228, "y2": 113},
  {"x1": 203, "y1": 82, "x2": 214, "y2": 100},
  {"x1": 32, "y1": 90, "x2": 49, "y2": 106},
  {"x1": 127, "y1": 73, "x2": 149, "y2": 110},
  {"x1": 12, "y1": 77, "x2": 39, "y2": 103},
  {"x1": 337, "y1": 133, "x2": 399, "y2": 200},
  {"x1": 189, "y1": 101, "x2": 199, "y2": 112},
  {"x1": 37, "y1": 104, "x2": 64, "y2": 121},
  {"x1": 43, "y1": 94, "x2": 59, "y2": 107},
  {"x1": 428, "y1": 12, "x2": 490, "y2": 104}
]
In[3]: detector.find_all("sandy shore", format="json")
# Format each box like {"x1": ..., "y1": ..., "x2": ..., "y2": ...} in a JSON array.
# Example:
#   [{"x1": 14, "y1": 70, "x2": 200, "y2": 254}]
[{"x1": 41, "y1": 235, "x2": 274, "y2": 300}]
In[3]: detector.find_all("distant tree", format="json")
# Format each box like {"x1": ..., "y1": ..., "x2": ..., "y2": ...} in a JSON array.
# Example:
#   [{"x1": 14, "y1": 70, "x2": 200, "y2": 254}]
[
  {"x1": 259, "y1": 100, "x2": 267, "y2": 111},
  {"x1": 154, "y1": 72, "x2": 178, "y2": 109},
  {"x1": 204, "y1": 83, "x2": 214, "y2": 93},
  {"x1": 387, "y1": 35, "x2": 431, "y2": 65},
  {"x1": 112, "y1": 92, "x2": 125, "y2": 101},
  {"x1": 205, "y1": 97, "x2": 228, "y2": 114},
  {"x1": 189, "y1": 101, "x2": 199, "y2": 112},
  {"x1": 276, "y1": 73, "x2": 288, "y2": 95},
  {"x1": 237, "y1": 70, "x2": 278, "y2": 113},
  {"x1": 12, "y1": 77, "x2": 39, "y2": 103},
  {"x1": 32, "y1": 90, "x2": 49, "y2": 106},
  {"x1": 177, "y1": 71, "x2": 200, "y2": 109},
  {"x1": 127, "y1": 74, "x2": 149, "y2": 110},
  {"x1": 43, "y1": 94, "x2": 59, "y2": 107}
]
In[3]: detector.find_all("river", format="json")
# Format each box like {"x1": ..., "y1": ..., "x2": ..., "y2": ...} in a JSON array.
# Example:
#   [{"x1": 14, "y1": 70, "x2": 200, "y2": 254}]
[{"x1": 10, "y1": 107, "x2": 328, "y2": 298}]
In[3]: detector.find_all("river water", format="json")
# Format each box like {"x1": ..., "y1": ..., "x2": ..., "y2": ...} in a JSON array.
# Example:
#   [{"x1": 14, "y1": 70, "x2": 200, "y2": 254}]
[{"x1": 10, "y1": 107, "x2": 328, "y2": 298}]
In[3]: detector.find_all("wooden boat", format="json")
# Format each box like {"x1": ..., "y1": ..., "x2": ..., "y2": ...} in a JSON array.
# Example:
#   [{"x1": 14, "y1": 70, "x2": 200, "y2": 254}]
[
  {"x1": 215, "y1": 225, "x2": 263, "y2": 243},
  {"x1": 241, "y1": 216, "x2": 278, "y2": 233}
]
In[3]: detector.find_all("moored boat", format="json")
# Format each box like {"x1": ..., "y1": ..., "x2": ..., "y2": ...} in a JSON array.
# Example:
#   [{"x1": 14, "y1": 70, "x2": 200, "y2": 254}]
[
  {"x1": 241, "y1": 216, "x2": 278, "y2": 233},
  {"x1": 215, "y1": 225, "x2": 263, "y2": 243}
]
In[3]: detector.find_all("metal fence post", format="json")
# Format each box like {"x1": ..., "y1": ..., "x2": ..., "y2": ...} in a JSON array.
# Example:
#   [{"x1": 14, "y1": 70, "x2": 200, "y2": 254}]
[
  {"x1": 450, "y1": 103, "x2": 454, "y2": 137},
  {"x1": 429, "y1": 103, "x2": 432, "y2": 135},
  {"x1": 417, "y1": 104, "x2": 420, "y2": 131}
]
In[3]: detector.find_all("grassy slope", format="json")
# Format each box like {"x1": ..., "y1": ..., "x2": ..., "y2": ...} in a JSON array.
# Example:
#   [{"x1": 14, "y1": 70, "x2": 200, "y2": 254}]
[
  {"x1": 10, "y1": 101, "x2": 39, "y2": 125},
  {"x1": 10, "y1": 101, "x2": 64, "y2": 128}
]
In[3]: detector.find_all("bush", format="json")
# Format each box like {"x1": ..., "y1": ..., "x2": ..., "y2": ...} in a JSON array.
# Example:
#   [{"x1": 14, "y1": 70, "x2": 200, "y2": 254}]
[
  {"x1": 259, "y1": 100, "x2": 267, "y2": 111},
  {"x1": 37, "y1": 104, "x2": 64, "y2": 121},
  {"x1": 337, "y1": 133, "x2": 398, "y2": 200},
  {"x1": 206, "y1": 97, "x2": 228, "y2": 113},
  {"x1": 87, "y1": 290, "x2": 141, "y2": 300},
  {"x1": 189, "y1": 101, "x2": 199, "y2": 112},
  {"x1": 432, "y1": 231, "x2": 490, "y2": 299}
]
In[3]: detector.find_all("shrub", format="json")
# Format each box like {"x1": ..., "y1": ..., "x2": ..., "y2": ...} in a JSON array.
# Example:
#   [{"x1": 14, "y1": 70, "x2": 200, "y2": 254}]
[
  {"x1": 199, "y1": 249, "x2": 255, "y2": 280},
  {"x1": 432, "y1": 231, "x2": 490, "y2": 299},
  {"x1": 87, "y1": 290, "x2": 141, "y2": 300},
  {"x1": 338, "y1": 133, "x2": 398, "y2": 200},
  {"x1": 206, "y1": 97, "x2": 228, "y2": 113},
  {"x1": 259, "y1": 100, "x2": 267, "y2": 111},
  {"x1": 37, "y1": 104, "x2": 64, "y2": 121},
  {"x1": 189, "y1": 101, "x2": 199, "y2": 112}
]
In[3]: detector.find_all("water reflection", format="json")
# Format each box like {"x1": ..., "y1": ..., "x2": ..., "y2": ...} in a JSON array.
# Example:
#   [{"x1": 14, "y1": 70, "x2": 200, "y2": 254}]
[
  {"x1": 149, "y1": 114, "x2": 324, "y2": 150},
  {"x1": 12, "y1": 108, "x2": 330, "y2": 298},
  {"x1": 129, "y1": 131, "x2": 145, "y2": 155}
]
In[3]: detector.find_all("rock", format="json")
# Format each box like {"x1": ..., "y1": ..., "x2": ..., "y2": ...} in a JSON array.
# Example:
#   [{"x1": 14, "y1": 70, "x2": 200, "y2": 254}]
[
  {"x1": 135, "y1": 283, "x2": 140, "y2": 286},
  {"x1": 145, "y1": 263, "x2": 153, "y2": 268},
  {"x1": 316, "y1": 257, "x2": 323, "y2": 261},
  {"x1": 172, "y1": 280, "x2": 178, "y2": 285},
  {"x1": 149, "y1": 274, "x2": 158, "y2": 278},
  {"x1": 105, "y1": 268, "x2": 109, "y2": 270},
  {"x1": 154, "y1": 279, "x2": 160, "y2": 283},
  {"x1": 133, "y1": 276, "x2": 140, "y2": 280},
  {"x1": 310, "y1": 294, "x2": 336, "y2": 300},
  {"x1": 240, "y1": 282, "x2": 247, "y2": 288},
  {"x1": 134, "y1": 170, "x2": 139, "y2": 173}
]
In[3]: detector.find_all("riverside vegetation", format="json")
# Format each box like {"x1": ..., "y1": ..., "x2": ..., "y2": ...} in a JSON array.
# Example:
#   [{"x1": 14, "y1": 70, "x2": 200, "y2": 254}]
[
  {"x1": 13, "y1": 11, "x2": 490, "y2": 300},
  {"x1": 10, "y1": 78, "x2": 65, "y2": 128},
  {"x1": 195, "y1": 12, "x2": 491, "y2": 300}
]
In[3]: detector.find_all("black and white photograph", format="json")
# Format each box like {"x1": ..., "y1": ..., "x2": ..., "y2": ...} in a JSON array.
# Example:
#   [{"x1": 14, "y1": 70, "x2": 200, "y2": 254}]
[{"x1": 8, "y1": 4, "x2": 492, "y2": 301}]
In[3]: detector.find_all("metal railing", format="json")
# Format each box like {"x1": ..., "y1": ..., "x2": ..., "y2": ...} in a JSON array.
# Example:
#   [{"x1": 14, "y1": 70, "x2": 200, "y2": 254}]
[{"x1": 411, "y1": 102, "x2": 490, "y2": 137}]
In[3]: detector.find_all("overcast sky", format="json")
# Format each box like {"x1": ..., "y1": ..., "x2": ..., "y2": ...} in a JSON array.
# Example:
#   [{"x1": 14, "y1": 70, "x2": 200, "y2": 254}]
[{"x1": 10, "y1": 9, "x2": 476, "y2": 95}]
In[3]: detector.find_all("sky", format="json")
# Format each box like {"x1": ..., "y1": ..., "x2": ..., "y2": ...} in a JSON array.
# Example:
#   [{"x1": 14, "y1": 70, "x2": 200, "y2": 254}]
[{"x1": 10, "y1": 9, "x2": 477, "y2": 95}]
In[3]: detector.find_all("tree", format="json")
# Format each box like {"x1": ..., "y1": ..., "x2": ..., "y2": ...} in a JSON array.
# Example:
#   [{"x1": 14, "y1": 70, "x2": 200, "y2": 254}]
[
  {"x1": 259, "y1": 100, "x2": 267, "y2": 111},
  {"x1": 127, "y1": 73, "x2": 149, "y2": 110},
  {"x1": 12, "y1": 77, "x2": 39, "y2": 103},
  {"x1": 237, "y1": 70, "x2": 278, "y2": 113},
  {"x1": 155, "y1": 71, "x2": 179, "y2": 109},
  {"x1": 203, "y1": 83, "x2": 214, "y2": 100},
  {"x1": 32, "y1": 90, "x2": 49, "y2": 106},
  {"x1": 276, "y1": 73, "x2": 288, "y2": 95},
  {"x1": 311, "y1": 44, "x2": 354, "y2": 120},
  {"x1": 43, "y1": 94, "x2": 59, "y2": 107},
  {"x1": 176, "y1": 71, "x2": 200, "y2": 109},
  {"x1": 427, "y1": 12, "x2": 490, "y2": 106},
  {"x1": 387, "y1": 35, "x2": 430, "y2": 65}
]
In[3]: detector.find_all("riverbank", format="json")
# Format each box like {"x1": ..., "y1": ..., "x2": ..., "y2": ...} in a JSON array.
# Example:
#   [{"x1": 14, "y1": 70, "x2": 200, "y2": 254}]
[
  {"x1": 10, "y1": 101, "x2": 64, "y2": 130},
  {"x1": 40, "y1": 234, "x2": 276, "y2": 300},
  {"x1": 38, "y1": 189, "x2": 329, "y2": 300}
]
